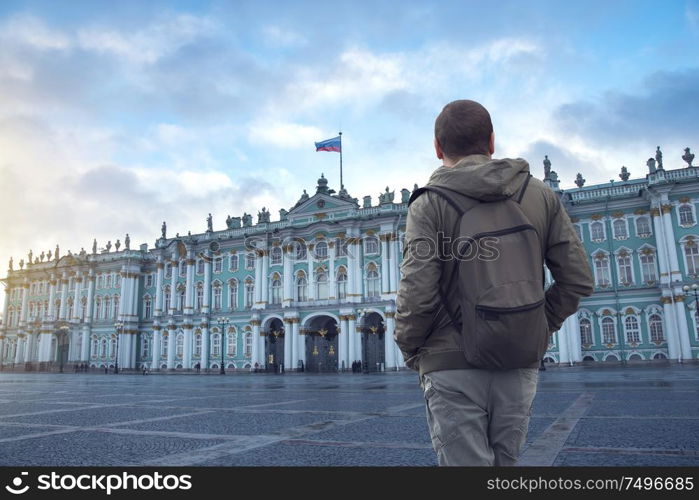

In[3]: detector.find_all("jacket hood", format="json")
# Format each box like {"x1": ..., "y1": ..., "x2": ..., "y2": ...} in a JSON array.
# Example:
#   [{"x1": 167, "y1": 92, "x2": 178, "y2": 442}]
[{"x1": 427, "y1": 154, "x2": 531, "y2": 201}]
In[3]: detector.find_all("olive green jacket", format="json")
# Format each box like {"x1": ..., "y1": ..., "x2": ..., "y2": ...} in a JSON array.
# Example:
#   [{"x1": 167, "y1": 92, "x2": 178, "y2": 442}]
[{"x1": 394, "y1": 155, "x2": 594, "y2": 377}]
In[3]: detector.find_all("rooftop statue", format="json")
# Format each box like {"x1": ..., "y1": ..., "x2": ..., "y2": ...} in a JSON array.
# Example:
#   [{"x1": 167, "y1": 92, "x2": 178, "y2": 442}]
[
  {"x1": 258, "y1": 207, "x2": 270, "y2": 224},
  {"x1": 40, "y1": 251, "x2": 45, "y2": 262},
  {"x1": 683, "y1": 147, "x2": 695, "y2": 168},
  {"x1": 92, "y1": 239, "x2": 97, "y2": 255},
  {"x1": 379, "y1": 186, "x2": 395, "y2": 205},
  {"x1": 575, "y1": 173, "x2": 586, "y2": 188},
  {"x1": 47, "y1": 250, "x2": 52, "y2": 260},
  {"x1": 207, "y1": 213, "x2": 213, "y2": 232},
  {"x1": 55, "y1": 244, "x2": 60, "y2": 261},
  {"x1": 543, "y1": 155, "x2": 552, "y2": 178},
  {"x1": 279, "y1": 208, "x2": 289, "y2": 221},
  {"x1": 28, "y1": 249, "x2": 33, "y2": 264},
  {"x1": 646, "y1": 157, "x2": 656, "y2": 174},
  {"x1": 19, "y1": 259, "x2": 24, "y2": 270},
  {"x1": 80, "y1": 248, "x2": 86, "y2": 257},
  {"x1": 401, "y1": 188, "x2": 410, "y2": 203},
  {"x1": 226, "y1": 215, "x2": 241, "y2": 229},
  {"x1": 655, "y1": 146, "x2": 663, "y2": 170},
  {"x1": 363, "y1": 195, "x2": 372, "y2": 208},
  {"x1": 242, "y1": 213, "x2": 252, "y2": 227},
  {"x1": 8, "y1": 257, "x2": 12, "y2": 271},
  {"x1": 619, "y1": 166, "x2": 630, "y2": 182},
  {"x1": 125, "y1": 234, "x2": 130, "y2": 250},
  {"x1": 106, "y1": 241, "x2": 112, "y2": 252},
  {"x1": 115, "y1": 239, "x2": 121, "y2": 251},
  {"x1": 161, "y1": 221, "x2": 167, "y2": 239}
]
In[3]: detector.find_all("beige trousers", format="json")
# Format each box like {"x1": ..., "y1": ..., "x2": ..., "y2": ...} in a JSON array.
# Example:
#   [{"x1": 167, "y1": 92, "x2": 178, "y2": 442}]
[{"x1": 421, "y1": 368, "x2": 539, "y2": 466}]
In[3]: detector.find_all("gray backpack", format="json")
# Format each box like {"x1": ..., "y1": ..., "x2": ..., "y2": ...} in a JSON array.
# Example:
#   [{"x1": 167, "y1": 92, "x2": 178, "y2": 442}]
[{"x1": 408, "y1": 174, "x2": 548, "y2": 369}]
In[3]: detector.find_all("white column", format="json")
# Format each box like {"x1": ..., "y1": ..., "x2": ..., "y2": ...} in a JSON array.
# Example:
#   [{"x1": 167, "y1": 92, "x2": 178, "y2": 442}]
[
  {"x1": 72, "y1": 274, "x2": 82, "y2": 321},
  {"x1": 23, "y1": 333, "x2": 33, "y2": 362},
  {"x1": 183, "y1": 327, "x2": 192, "y2": 370},
  {"x1": 283, "y1": 318, "x2": 292, "y2": 371},
  {"x1": 674, "y1": 292, "x2": 693, "y2": 361},
  {"x1": 47, "y1": 276, "x2": 57, "y2": 320},
  {"x1": 384, "y1": 313, "x2": 397, "y2": 369},
  {"x1": 295, "y1": 320, "x2": 305, "y2": 366},
  {"x1": 347, "y1": 239, "x2": 357, "y2": 299},
  {"x1": 557, "y1": 324, "x2": 570, "y2": 365},
  {"x1": 661, "y1": 296, "x2": 680, "y2": 360},
  {"x1": 380, "y1": 235, "x2": 390, "y2": 295},
  {"x1": 388, "y1": 234, "x2": 398, "y2": 294},
  {"x1": 154, "y1": 259, "x2": 165, "y2": 317},
  {"x1": 0, "y1": 336, "x2": 5, "y2": 365},
  {"x1": 283, "y1": 246, "x2": 293, "y2": 307},
  {"x1": 252, "y1": 321, "x2": 262, "y2": 366},
  {"x1": 166, "y1": 328, "x2": 176, "y2": 369},
  {"x1": 59, "y1": 273, "x2": 69, "y2": 320},
  {"x1": 661, "y1": 203, "x2": 682, "y2": 282},
  {"x1": 328, "y1": 244, "x2": 336, "y2": 299},
  {"x1": 348, "y1": 313, "x2": 359, "y2": 362},
  {"x1": 20, "y1": 281, "x2": 29, "y2": 325},
  {"x1": 169, "y1": 256, "x2": 178, "y2": 315},
  {"x1": 307, "y1": 244, "x2": 315, "y2": 301},
  {"x1": 86, "y1": 273, "x2": 95, "y2": 322},
  {"x1": 117, "y1": 269, "x2": 128, "y2": 318},
  {"x1": 203, "y1": 252, "x2": 211, "y2": 314},
  {"x1": 201, "y1": 326, "x2": 209, "y2": 369},
  {"x1": 14, "y1": 335, "x2": 25, "y2": 363},
  {"x1": 81, "y1": 326, "x2": 90, "y2": 362},
  {"x1": 151, "y1": 328, "x2": 162, "y2": 370},
  {"x1": 651, "y1": 207, "x2": 670, "y2": 285},
  {"x1": 38, "y1": 332, "x2": 52, "y2": 362},
  {"x1": 184, "y1": 253, "x2": 195, "y2": 315},
  {"x1": 288, "y1": 317, "x2": 297, "y2": 369},
  {"x1": 353, "y1": 237, "x2": 364, "y2": 302},
  {"x1": 253, "y1": 251, "x2": 263, "y2": 308},
  {"x1": 338, "y1": 315, "x2": 349, "y2": 370}
]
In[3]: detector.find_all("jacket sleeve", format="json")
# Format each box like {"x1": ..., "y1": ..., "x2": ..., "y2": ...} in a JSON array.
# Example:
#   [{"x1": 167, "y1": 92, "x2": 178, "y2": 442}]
[
  {"x1": 394, "y1": 192, "x2": 444, "y2": 366},
  {"x1": 543, "y1": 192, "x2": 594, "y2": 333}
]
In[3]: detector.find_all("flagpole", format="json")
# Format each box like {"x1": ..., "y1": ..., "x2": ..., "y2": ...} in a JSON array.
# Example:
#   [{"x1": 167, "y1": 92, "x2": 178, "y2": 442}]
[{"x1": 339, "y1": 131, "x2": 343, "y2": 190}]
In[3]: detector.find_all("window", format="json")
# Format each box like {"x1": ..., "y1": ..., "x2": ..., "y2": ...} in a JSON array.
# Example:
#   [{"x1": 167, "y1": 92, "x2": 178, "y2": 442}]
[
  {"x1": 244, "y1": 331, "x2": 253, "y2": 357},
  {"x1": 590, "y1": 221, "x2": 605, "y2": 241},
  {"x1": 271, "y1": 276, "x2": 282, "y2": 305},
  {"x1": 97, "y1": 275, "x2": 104, "y2": 289},
  {"x1": 106, "y1": 274, "x2": 113, "y2": 288},
  {"x1": 91, "y1": 338, "x2": 99, "y2": 358},
  {"x1": 245, "y1": 281, "x2": 254, "y2": 308},
  {"x1": 146, "y1": 274, "x2": 154, "y2": 287},
  {"x1": 165, "y1": 263, "x2": 172, "y2": 279},
  {"x1": 613, "y1": 219, "x2": 627, "y2": 239},
  {"x1": 176, "y1": 333, "x2": 184, "y2": 358},
  {"x1": 115, "y1": 274, "x2": 121, "y2": 288},
  {"x1": 110, "y1": 337, "x2": 117, "y2": 359},
  {"x1": 196, "y1": 259, "x2": 204, "y2": 274},
  {"x1": 229, "y1": 280, "x2": 238, "y2": 310},
  {"x1": 211, "y1": 332, "x2": 221, "y2": 357},
  {"x1": 142, "y1": 336, "x2": 150, "y2": 358},
  {"x1": 213, "y1": 283, "x2": 222, "y2": 311},
  {"x1": 7, "y1": 307, "x2": 14, "y2": 328},
  {"x1": 242, "y1": 252, "x2": 254, "y2": 270},
  {"x1": 624, "y1": 316, "x2": 640, "y2": 343},
  {"x1": 162, "y1": 334, "x2": 169, "y2": 356},
  {"x1": 366, "y1": 263, "x2": 380, "y2": 297},
  {"x1": 104, "y1": 296, "x2": 112, "y2": 319},
  {"x1": 113, "y1": 296, "x2": 119, "y2": 318},
  {"x1": 229, "y1": 254, "x2": 238, "y2": 271},
  {"x1": 640, "y1": 252, "x2": 657, "y2": 283},
  {"x1": 194, "y1": 333, "x2": 202, "y2": 357},
  {"x1": 94, "y1": 298, "x2": 102, "y2": 320},
  {"x1": 271, "y1": 246, "x2": 282, "y2": 265},
  {"x1": 179, "y1": 261, "x2": 186, "y2": 277},
  {"x1": 296, "y1": 274, "x2": 308, "y2": 302},
  {"x1": 295, "y1": 242, "x2": 307, "y2": 261},
  {"x1": 99, "y1": 338, "x2": 107, "y2": 358},
  {"x1": 579, "y1": 318, "x2": 593, "y2": 345},
  {"x1": 636, "y1": 217, "x2": 651, "y2": 237},
  {"x1": 214, "y1": 257, "x2": 222, "y2": 273},
  {"x1": 196, "y1": 284, "x2": 204, "y2": 312},
  {"x1": 679, "y1": 205, "x2": 695, "y2": 226},
  {"x1": 314, "y1": 241, "x2": 328, "y2": 259},
  {"x1": 364, "y1": 236, "x2": 379, "y2": 254},
  {"x1": 164, "y1": 286, "x2": 171, "y2": 312},
  {"x1": 684, "y1": 242, "x2": 699, "y2": 275},
  {"x1": 337, "y1": 268, "x2": 348, "y2": 299},
  {"x1": 227, "y1": 330, "x2": 237, "y2": 357},
  {"x1": 649, "y1": 314, "x2": 664, "y2": 342},
  {"x1": 617, "y1": 252, "x2": 633, "y2": 285},
  {"x1": 315, "y1": 270, "x2": 328, "y2": 300},
  {"x1": 144, "y1": 297, "x2": 152, "y2": 319},
  {"x1": 601, "y1": 317, "x2": 616, "y2": 344},
  {"x1": 177, "y1": 287, "x2": 185, "y2": 311},
  {"x1": 594, "y1": 254, "x2": 610, "y2": 287},
  {"x1": 336, "y1": 238, "x2": 348, "y2": 257}
]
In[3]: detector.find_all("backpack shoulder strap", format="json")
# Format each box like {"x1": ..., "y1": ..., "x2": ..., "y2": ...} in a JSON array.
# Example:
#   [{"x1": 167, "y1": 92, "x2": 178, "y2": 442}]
[
  {"x1": 515, "y1": 173, "x2": 533, "y2": 204},
  {"x1": 408, "y1": 185, "x2": 479, "y2": 215}
]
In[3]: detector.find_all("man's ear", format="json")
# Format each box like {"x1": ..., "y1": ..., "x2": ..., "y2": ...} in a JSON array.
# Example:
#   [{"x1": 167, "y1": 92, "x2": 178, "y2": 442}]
[
  {"x1": 489, "y1": 132, "x2": 495, "y2": 155},
  {"x1": 434, "y1": 138, "x2": 444, "y2": 160}
]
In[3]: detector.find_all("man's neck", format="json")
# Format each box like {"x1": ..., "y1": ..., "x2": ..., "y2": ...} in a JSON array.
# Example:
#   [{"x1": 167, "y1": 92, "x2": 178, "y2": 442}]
[{"x1": 443, "y1": 153, "x2": 491, "y2": 168}]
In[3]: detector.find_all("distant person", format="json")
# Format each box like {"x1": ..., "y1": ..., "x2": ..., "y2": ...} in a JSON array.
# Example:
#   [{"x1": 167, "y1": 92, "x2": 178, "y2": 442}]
[{"x1": 395, "y1": 99, "x2": 593, "y2": 466}]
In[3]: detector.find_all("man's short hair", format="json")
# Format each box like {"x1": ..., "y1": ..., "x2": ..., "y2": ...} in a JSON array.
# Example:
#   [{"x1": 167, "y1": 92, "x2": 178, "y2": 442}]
[{"x1": 434, "y1": 100, "x2": 493, "y2": 158}]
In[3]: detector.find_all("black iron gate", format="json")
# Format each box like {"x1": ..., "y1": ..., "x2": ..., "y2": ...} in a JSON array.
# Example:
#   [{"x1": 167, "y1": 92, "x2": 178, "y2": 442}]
[
  {"x1": 361, "y1": 312, "x2": 385, "y2": 372},
  {"x1": 305, "y1": 316, "x2": 339, "y2": 373},
  {"x1": 265, "y1": 318, "x2": 285, "y2": 372}
]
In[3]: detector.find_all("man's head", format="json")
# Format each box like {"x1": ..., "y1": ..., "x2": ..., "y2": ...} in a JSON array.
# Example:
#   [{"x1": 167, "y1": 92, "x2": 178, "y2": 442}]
[{"x1": 434, "y1": 100, "x2": 494, "y2": 165}]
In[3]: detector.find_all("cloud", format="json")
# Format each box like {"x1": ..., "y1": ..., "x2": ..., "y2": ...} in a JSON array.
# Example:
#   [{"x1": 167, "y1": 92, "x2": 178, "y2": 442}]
[
  {"x1": 0, "y1": 13, "x2": 71, "y2": 51},
  {"x1": 247, "y1": 121, "x2": 324, "y2": 149},
  {"x1": 261, "y1": 25, "x2": 307, "y2": 47}
]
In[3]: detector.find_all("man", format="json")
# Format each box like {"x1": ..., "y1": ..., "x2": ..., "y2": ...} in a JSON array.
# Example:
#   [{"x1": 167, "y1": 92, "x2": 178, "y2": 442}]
[{"x1": 395, "y1": 100, "x2": 593, "y2": 466}]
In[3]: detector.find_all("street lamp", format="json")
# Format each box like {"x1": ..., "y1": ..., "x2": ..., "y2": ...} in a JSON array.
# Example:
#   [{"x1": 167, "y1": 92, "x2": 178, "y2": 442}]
[
  {"x1": 217, "y1": 317, "x2": 230, "y2": 375},
  {"x1": 114, "y1": 321, "x2": 123, "y2": 374},
  {"x1": 683, "y1": 283, "x2": 699, "y2": 312}
]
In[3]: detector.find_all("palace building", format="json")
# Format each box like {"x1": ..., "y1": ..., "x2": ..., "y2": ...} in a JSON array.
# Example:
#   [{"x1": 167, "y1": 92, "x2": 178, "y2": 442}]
[{"x1": 1, "y1": 148, "x2": 699, "y2": 372}]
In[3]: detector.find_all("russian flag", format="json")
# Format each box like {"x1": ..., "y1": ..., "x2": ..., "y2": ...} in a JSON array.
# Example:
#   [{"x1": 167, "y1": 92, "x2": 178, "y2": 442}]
[{"x1": 315, "y1": 136, "x2": 341, "y2": 153}]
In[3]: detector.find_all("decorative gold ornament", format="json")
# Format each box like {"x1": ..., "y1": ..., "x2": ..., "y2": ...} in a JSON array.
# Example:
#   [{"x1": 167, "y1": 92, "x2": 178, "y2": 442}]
[{"x1": 312, "y1": 345, "x2": 319, "y2": 356}]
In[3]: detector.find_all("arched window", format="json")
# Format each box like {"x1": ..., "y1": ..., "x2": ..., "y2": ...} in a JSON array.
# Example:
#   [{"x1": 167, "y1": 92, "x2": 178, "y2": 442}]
[
  {"x1": 364, "y1": 236, "x2": 379, "y2": 254},
  {"x1": 594, "y1": 253, "x2": 610, "y2": 287},
  {"x1": 227, "y1": 329, "x2": 237, "y2": 357},
  {"x1": 296, "y1": 274, "x2": 308, "y2": 302},
  {"x1": 80, "y1": 297, "x2": 87, "y2": 321},
  {"x1": 579, "y1": 318, "x2": 593, "y2": 345},
  {"x1": 679, "y1": 205, "x2": 695, "y2": 226},
  {"x1": 91, "y1": 337, "x2": 99, "y2": 358},
  {"x1": 245, "y1": 280, "x2": 254, "y2": 309},
  {"x1": 161, "y1": 334, "x2": 169, "y2": 356},
  {"x1": 617, "y1": 252, "x2": 633, "y2": 285},
  {"x1": 229, "y1": 254, "x2": 239, "y2": 271},
  {"x1": 366, "y1": 263, "x2": 380, "y2": 297},
  {"x1": 106, "y1": 274, "x2": 113, "y2": 288},
  {"x1": 337, "y1": 267, "x2": 348, "y2": 299},
  {"x1": 99, "y1": 338, "x2": 107, "y2": 358},
  {"x1": 636, "y1": 216, "x2": 651, "y2": 237},
  {"x1": 336, "y1": 238, "x2": 348, "y2": 257},
  {"x1": 684, "y1": 240, "x2": 699, "y2": 275},
  {"x1": 177, "y1": 286, "x2": 186, "y2": 311},
  {"x1": 165, "y1": 263, "x2": 172, "y2": 279},
  {"x1": 315, "y1": 269, "x2": 328, "y2": 300},
  {"x1": 649, "y1": 314, "x2": 664, "y2": 342},
  {"x1": 244, "y1": 331, "x2": 253, "y2": 357},
  {"x1": 624, "y1": 316, "x2": 640, "y2": 343},
  {"x1": 213, "y1": 257, "x2": 222, "y2": 273},
  {"x1": 7, "y1": 307, "x2": 14, "y2": 328},
  {"x1": 113, "y1": 296, "x2": 119, "y2": 318},
  {"x1": 144, "y1": 296, "x2": 152, "y2": 319},
  {"x1": 613, "y1": 219, "x2": 627, "y2": 239},
  {"x1": 271, "y1": 246, "x2": 282, "y2": 265},
  {"x1": 314, "y1": 241, "x2": 328, "y2": 259},
  {"x1": 146, "y1": 273, "x2": 154, "y2": 287},
  {"x1": 639, "y1": 251, "x2": 657, "y2": 283},
  {"x1": 229, "y1": 279, "x2": 238, "y2": 310},
  {"x1": 179, "y1": 260, "x2": 186, "y2": 277},
  {"x1": 109, "y1": 337, "x2": 117, "y2": 359},
  {"x1": 141, "y1": 336, "x2": 150, "y2": 358},
  {"x1": 104, "y1": 296, "x2": 112, "y2": 319},
  {"x1": 271, "y1": 276, "x2": 282, "y2": 305},
  {"x1": 94, "y1": 298, "x2": 102, "y2": 320},
  {"x1": 176, "y1": 333, "x2": 184, "y2": 358},
  {"x1": 196, "y1": 259, "x2": 204, "y2": 274},
  {"x1": 590, "y1": 221, "x2": 605, "y2": 241},
  {"x1": 213, "y1": 282, "x2": 222, "y2": 311},
  {"x1": 194, "y1": 332, "x2": 202, "y2": 357},
  {"x1": 295, "y1": 242, "x2": 307, "y2": 260},
  {"x1": 163, "y1": 286, "x2": 171, "y2": 312},
  {"x1": 196, "y1": 284, "x2": 204, "y2": 312},
  {"x1": 601, "y1": 317, "x2": 616, "y2": 344},
  {"x1": 246, "y1": 252, "x2": 256, "y2": 269},
  {"x1": 211, "y1": 331, "x2": 221, "y2": 357}
]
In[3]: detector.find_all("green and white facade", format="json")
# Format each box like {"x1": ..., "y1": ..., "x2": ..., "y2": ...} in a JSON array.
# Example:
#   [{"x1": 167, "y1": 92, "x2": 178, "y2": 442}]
[{"x1": 2, "y1": 155, "x2": 699, "y2": 373}]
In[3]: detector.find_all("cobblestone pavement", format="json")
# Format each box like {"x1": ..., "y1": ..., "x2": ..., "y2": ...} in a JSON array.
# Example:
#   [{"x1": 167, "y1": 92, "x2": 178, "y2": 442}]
[{"x1": 0, "y1": 364, "x2": 698, "y2": 466}]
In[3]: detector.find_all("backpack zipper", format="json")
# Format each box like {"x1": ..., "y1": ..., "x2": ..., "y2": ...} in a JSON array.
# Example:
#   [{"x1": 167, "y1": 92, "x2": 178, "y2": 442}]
[
  {"x1": 471, "y1": 224, "x2": 537, "y2": 240},
  {"x1": 475, "y1": 298, "x2": 545, "y2": 314}
]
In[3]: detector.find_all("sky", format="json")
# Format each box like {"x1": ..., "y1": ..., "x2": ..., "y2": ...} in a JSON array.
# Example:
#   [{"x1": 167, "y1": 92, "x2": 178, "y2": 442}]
[{"x1": 1, "y1": 0, "x2": 699, "y2": 309}]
